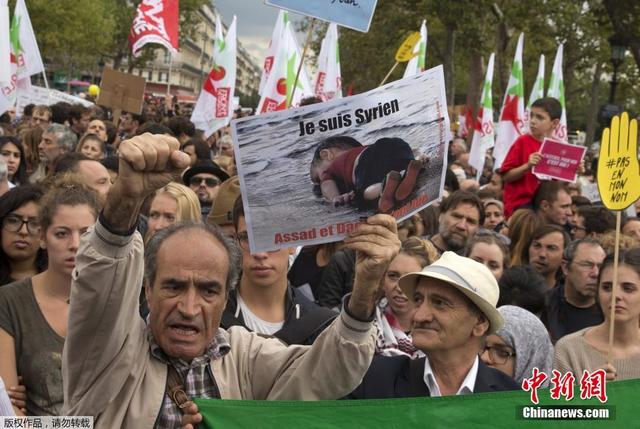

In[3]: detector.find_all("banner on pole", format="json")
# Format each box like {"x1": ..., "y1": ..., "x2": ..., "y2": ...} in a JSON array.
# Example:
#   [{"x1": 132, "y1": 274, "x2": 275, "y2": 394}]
[
  {"x1": 233, "y1": 66, "x2": 449, "y2": 253},
  {"x1": 129, "y1": 0, "x2": 179, "y2": 57},
  {"x1": 265, "y1": 0, "x2": 378, "y2": 32}
]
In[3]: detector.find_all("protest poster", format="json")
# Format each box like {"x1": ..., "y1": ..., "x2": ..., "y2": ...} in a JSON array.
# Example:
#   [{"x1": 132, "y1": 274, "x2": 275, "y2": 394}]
[
  {"x1": 232, "y1": 65, "x2": 449, "y2": 253},
  {"x1": 596, "y1": 112, "x2": 639, "y2": 211},
  {"x1": 532, "y1": 138, "x2": 586, "y2": 183},
  {"x1": 96, "y1": 68, "x2": 146, "y2": 122},
  {"x1": 16, "y1": 85, "x2": 93, "y2": 116},
  {"x1": 265, "y1": 0, "x2": 378, "y2": 32}
]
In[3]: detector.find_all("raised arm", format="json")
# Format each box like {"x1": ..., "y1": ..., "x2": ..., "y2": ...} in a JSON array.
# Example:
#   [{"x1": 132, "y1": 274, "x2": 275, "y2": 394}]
[{"x1": 63, "y1": 134, "x2": 190, "y2": 414}]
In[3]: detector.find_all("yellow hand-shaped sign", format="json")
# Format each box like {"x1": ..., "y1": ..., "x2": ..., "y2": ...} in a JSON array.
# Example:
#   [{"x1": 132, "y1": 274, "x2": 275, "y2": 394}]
[
  {"x1": 395, "y1": 32, "x2": 421, "y2": 62},
  {"x1": 597, "y1": 112, "x2": 639, "y2": 210}
]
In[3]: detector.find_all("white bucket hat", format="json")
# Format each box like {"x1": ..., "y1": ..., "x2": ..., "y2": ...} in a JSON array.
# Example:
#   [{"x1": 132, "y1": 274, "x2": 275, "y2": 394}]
[{"x1": 398, "y1": 251, "x2": 504, "y2": 334}]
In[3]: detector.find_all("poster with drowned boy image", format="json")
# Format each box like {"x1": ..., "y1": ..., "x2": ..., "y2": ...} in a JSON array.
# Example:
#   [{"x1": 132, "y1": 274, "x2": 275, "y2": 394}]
[{"x1": 231, "y1": 65, "x2": 450, "y2": 253}]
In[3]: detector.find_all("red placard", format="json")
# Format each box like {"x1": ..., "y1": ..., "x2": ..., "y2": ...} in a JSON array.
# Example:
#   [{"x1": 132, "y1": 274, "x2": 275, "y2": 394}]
[{"x1": 532, "y1": 138, "x2": 586, "y2": 182}]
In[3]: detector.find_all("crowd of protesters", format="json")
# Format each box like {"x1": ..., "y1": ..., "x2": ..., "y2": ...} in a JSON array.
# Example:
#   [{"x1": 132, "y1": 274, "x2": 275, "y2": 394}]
[{"x1": 0, "y1": 94, "x2": 638, "y2": 428}]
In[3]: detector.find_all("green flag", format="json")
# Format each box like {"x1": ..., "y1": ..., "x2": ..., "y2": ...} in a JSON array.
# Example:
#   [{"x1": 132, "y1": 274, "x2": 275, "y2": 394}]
[{"x1": 195, "y1": 378, "x2": 638, "y2": 428}]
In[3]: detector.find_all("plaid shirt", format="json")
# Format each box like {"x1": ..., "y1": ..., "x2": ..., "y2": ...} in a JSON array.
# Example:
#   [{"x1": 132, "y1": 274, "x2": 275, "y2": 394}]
[{"x1": 148, "y1": 328, "x2": 231, "y2": 428}]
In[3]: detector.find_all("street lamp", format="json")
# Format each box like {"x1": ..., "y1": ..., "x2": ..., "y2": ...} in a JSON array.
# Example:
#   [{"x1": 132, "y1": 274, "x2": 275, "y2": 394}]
[{"x1": 608, "y1": 35, "x2": 626, "y2": 103}]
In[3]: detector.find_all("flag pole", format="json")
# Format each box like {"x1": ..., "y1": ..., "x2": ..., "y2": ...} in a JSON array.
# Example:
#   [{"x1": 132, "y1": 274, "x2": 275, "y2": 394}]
[
  {"x1": 607, "y1": 210, "x2": 623, "y2": 365},
  {"x1": 289, "y1": 18, "x2": 315, "y2": 108},
  {"x1": 41, "y1": 69, "x2": 51, "y2": 104},
  {"x1": 379, "y1": 62, "x2": 399, "y2": 86}
]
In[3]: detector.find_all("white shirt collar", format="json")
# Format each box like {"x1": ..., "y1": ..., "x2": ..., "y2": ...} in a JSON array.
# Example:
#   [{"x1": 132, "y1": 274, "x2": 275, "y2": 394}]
[{"x1": 423, "y1": 355, "x2": 479, "y2": 397}]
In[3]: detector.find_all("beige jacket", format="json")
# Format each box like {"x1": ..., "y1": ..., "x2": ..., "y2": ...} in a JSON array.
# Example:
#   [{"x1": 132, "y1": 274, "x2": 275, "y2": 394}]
[{"x1": 62, "y1": 220, "x2": 375, "y2": 428}]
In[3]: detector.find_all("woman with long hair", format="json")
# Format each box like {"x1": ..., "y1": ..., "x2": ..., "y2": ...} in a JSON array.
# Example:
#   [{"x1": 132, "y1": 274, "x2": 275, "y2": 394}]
[
  {"x1": 507, "y1": 208, "x2": 544, "y2": 266},
  {"x1": 21, "y1": 127, "x2": 43, "y2": 178},
  {"x1": 0, "y1": 176, "x2": 100, "y2": 415},
  {"x1": 145, "y1": 182, "x2": 202, "y2": 241},
  {"x1": 0, "y1": 185, "x2": 47, "y2": 286},
  {"x1": 554, "y1": 248, "x2": 640, "y2": 381}
]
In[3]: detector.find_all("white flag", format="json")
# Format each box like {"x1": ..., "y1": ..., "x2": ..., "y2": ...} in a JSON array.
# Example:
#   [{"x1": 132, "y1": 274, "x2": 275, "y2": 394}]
[
  {"x1": 259, "y1": 10, "x2": 288, "y2": 96},
  {"x1": 524, "y1": 54, "x2": 545, "y2": 132},
  {"x1": 469, "y1": 53, "x2": 495, "y2": 180},
  {"x1": 12, "y1": 0, "x2": 45, "y2": 79},
  {"x1": 547, "y1": 44, "x2": 567, "y2": 141},
  {"x1": 191, "y1": 15, "x2": 236, "y2": 138},
  {"x1": 403, "y1": 20, "x2": 427, "y2": 78},
  {"x1": 493, "y1": 33, "x2": 525, "y2": 169},
  {"x1": 0, "y1": 0, "x2": 10, "y2": 85},
  {"x1": 256, "y1": 21, "x2": 313, "y2": 114},
  {"x1": 314, "y1": 23, "x2": 342, "y2": 101}
]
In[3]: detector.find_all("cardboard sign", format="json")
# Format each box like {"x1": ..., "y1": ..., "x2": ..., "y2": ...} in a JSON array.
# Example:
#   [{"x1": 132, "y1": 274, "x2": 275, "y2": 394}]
[
  {"x1": 597, "y1": 112, "x2": 640, "y2": 210},
  {"x1": 265, "y1": 0, "x2": 378, "y2": 33},
  {"x1": 395, "y1": 32, "x2": 421, "y2": 62},
  {"x1": 532, "y1": 138, "x2": 586, "y2": 183},
  {"x1": 96, "y1": 68, "x2": 145, "y2": 114},
  {"x1": 232, "y1": 65, "x2": 450, "y2": 253}
]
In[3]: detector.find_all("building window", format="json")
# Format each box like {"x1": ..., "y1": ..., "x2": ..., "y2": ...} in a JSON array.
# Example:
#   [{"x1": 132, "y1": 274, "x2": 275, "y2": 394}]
[
  {"x1": 164, "y1": 51, "x2": 170, "y2": 64},
  {"x1": 147, "y1": 71, "x2": 153, "y2": 81}
]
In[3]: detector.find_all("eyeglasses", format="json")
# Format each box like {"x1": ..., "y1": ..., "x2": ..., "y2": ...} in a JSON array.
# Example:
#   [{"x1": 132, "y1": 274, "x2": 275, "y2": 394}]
[
  {"x1": 2, "y1": 215, "x2": 41, "y2": 235},
  {"x1": 189, "y1": 176, "x2": 221, "y2": 187},
  {"x1": 482, "y1": 345, "x2": 516, "y2": 365}
]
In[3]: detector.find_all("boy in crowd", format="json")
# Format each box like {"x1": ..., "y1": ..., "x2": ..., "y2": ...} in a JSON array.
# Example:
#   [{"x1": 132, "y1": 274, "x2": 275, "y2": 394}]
[
  {"x1": 310, "y1": 135, "x2": 426, "y2": 213},
  {"x1": 499, "y1": 97, "x2": 562, "y2": 218}
]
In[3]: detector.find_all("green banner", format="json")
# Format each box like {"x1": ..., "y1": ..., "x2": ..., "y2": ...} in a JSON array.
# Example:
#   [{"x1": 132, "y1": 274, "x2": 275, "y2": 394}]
[{"x1": 195, "y1": 379, "x2": 640, "y2": 428}]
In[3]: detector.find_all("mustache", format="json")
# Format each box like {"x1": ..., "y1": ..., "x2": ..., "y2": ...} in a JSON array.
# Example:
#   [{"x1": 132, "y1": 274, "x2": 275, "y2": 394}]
[
  {"x1": 166, "y1": 314, "x2": 204, "y2": 331},
  {"x1": 412, "y1": 322, "x2": 440, "y2": 331}
]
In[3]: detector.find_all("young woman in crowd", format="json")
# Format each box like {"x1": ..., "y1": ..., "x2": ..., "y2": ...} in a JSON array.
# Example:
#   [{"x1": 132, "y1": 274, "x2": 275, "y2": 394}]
[
  {"x1": 21, "y1": 127, "x2": 43, "y2": 177},
  {"x1": 146, "y1": 182, "x2": 202, "y2": 240},
  {"x1": 0, "y1": 176, "x2": 100, "y2": 415},
  {"x1": 481, "y1": 305, "x2": 554, "y2": 386},
  {"x1": 483, "y1": 199, "x2": 506, "y2": 234},
  {"x1": 554, "y1": 247, "x2": 640, "y2": 380},
  {"x1": 0, "y1": 185, "x2": 47, "y2": 286},
  {"x1": 75, "y1": 133, "x2": 105, "y2": 161},
  {"x1": 464, "y1": 231, "x2": 510, "y2": 281},
  {"x1": 0, "y1": 137, "x2": 27, "y2": 186},
  {"x1": 507, "y1": 208, "x2": 544, "y2": 266},
  {"x1": 374, "y1": 236, "x2": 438, "y2": 358}
]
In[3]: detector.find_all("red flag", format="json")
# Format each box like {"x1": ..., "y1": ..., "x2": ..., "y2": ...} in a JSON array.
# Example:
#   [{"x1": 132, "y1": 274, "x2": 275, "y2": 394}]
[
  {"x1": 347, "y1": 82, "x2": 354, "y2": 96},
  {"x1": 129, "y1": 0, "x2": 179, "y2": 57}
]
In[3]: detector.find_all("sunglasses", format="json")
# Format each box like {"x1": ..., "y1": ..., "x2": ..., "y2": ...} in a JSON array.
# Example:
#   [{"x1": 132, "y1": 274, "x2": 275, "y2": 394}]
[{"x1": 189, "y1": 176, "x2": 221, "y2": 187}]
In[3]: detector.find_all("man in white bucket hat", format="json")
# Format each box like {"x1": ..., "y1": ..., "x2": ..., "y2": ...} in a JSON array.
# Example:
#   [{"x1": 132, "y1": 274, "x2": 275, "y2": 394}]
[{"x1": 348, "y1": 252, "x2": 520, "y2": 399}]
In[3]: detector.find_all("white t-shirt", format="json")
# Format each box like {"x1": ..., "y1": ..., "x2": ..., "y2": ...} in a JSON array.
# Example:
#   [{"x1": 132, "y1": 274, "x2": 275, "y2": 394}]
[{"x1": 237, "y1": 295, "x2": 284, "y2": 336}]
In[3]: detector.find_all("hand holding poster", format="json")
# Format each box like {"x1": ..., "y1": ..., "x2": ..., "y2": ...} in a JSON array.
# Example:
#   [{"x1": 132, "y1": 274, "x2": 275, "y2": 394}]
[
  {"x1": 532, "y1": 138, "x2": 586, "y2": 183},
  {"x1": 232, "y1": 66, "x2": 449, "y2": 253}
]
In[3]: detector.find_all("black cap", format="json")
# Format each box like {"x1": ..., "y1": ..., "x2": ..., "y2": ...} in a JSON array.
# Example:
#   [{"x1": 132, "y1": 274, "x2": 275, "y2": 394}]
[{"x1": 183, "y1": 160, "x2": 230, "y2": 185}]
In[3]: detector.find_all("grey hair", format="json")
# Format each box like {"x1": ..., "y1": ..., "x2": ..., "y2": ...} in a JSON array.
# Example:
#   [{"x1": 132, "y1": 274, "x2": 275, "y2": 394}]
[
  {"x1": 144, "y1": 221, "x2": 242, "y2": 293},
  {"x1": 46, "y1": 123, "x2": 78, "y2": 152},
  {"x1": 563, "y1": 237, "x2": 603, "y2": 263}
]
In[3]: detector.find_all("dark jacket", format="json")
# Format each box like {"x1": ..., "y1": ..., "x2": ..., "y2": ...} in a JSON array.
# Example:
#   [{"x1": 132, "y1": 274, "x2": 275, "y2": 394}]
[
  {"x1": 221, "y1": 285, "x2": 338, "y2": 346},
  {"x1": 348, "y1": 355, "x2": 520, "y2": 399},
  {"x1": 315, "y1": 248, "x2": 356, "y2": 309}
]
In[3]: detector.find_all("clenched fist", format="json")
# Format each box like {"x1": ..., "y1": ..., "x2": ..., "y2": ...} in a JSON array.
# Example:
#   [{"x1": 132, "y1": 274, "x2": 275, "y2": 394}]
[{"x1": 116, "y1": 133, "x2": 191, "y2": 198}]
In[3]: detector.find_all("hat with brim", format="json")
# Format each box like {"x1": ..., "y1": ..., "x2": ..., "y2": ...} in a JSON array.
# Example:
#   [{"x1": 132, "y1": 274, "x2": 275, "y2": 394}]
[
  {"x1": 398, "y1": 251, "x2": 504, "y2": 334},
  {"x1": 183, "y1": 160, "x2": 230, "y2": 186}
]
